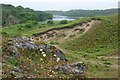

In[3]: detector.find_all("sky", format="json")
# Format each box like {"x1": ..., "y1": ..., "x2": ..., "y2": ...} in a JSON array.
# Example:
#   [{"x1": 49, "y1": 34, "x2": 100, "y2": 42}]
[{"x1": 0, "y1": 0, "x2": 119, "y2": 11}]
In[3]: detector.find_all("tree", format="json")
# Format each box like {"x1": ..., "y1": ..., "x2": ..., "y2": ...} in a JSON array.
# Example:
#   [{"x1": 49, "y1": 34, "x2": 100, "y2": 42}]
[{"x1": 2, "y1": 4, "x2": 53, "y2": 27}]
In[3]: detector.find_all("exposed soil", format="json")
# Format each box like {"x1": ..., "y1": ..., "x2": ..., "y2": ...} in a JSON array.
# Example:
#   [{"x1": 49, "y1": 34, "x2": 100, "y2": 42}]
[{"x1": 34, "y1": 20, "x2": 101, "y2": 43}]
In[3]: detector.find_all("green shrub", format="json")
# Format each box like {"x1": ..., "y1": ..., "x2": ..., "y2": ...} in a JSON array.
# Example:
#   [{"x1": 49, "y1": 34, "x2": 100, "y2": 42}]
[
  {"x1": 25, "y1": 23, "x2": 32, "y2": 28},
  {"x1": 1, "y1": 31, "x2": 7, "y2": 35},
  {"x1": 8, "y1": 57, "x2": 19, "y2": 66},
  {"x1": 27, "y1": 20, "x2": 38, "y2": 25},
  {"x1": 82, "y1": 53, "x2": 88, "y2": 58},
  {"x1": 103, "y1": 61, "x2": 112, "y2": 65},
  {"x1": 47, "y1": 20, "x2": 54, "y2": 25},
  {"x1": 79, "y1": 28, "x2": 85, "y2": 34},
  {"x1": 59, "y1": 20, "x2": 68, "y2": 24},
  {"x1": 18, "y1": 28, "x2": 22, "y2": 30},
  {"x1": 31, "y1": 21, "x2": 38, "y2": 25},
  {"x1": 39, "y1": 26, "x2": 42, "y2": 28},
  {"x1": 50, "y1": 41, "x2": 60, "y2": 44}
]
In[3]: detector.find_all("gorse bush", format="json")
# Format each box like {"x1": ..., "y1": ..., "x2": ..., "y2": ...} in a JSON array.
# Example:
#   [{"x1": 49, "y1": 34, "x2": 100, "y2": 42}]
[
  {"x1": 103, "y1": 61, "x2": 112, "y2": 65},
  {"x1": 1, "y1": 31, "x2": 7, "y2": 35},
  {"x1": 25, "y1": 23, "x2": 32, "y2": 28},
  {"x1": 18, "y1": 27, "x2": 22, "y2": 30},
  {"x1": 47, "y1": 20, "x2": 54, "y2": 25},
  {"x1": 59, "y1": 20, "x2": 68, "y2": 24}
]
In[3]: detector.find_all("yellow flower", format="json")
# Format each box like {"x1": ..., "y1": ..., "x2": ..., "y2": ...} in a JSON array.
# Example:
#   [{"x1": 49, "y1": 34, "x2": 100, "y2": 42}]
[
  {"x1": 40, "y1": 58, "x2": 43, "y2": 61},
  {"x1": 50, "y1": 75, "x2": 52, "y2": 77},
  {"x1": 52, "y1": 70, "x2": 54, "y2": 73}
]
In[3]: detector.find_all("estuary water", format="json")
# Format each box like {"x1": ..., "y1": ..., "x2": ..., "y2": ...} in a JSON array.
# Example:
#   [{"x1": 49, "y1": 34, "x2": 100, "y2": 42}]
[{"x1": 52, "y1": 15, "x2": 80, "y2": 21}]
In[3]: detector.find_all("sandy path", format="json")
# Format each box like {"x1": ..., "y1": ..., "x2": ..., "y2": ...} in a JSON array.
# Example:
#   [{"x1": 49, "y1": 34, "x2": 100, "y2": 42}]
[{"x1": 38, "y1": 20, "x2": 100, "y2": 43}]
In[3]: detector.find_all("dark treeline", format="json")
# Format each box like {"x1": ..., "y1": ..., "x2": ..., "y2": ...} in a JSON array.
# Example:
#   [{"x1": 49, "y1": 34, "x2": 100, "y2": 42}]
[
  {"x1": 45, "y1": 9, "x2": 118, "y2": 17},
  {"x1": 1, "y1": 4, "x2": 53, "y2": 26}
]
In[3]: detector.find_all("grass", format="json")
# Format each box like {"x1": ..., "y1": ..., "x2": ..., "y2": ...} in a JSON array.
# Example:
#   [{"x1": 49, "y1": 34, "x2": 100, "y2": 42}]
[
  {"x1": 2, "y1": 14, "x2": 118, "y2": 78},
  {"x1": 7, "y1": 57, "x2": 19, "y2": 67},
  {"x1": 58, "y1": 14, "x2": 118, "y2": 78},
  {"x1": 60, "y1": 14, "x2": 118, "y2": 57},
  {"x1": 2, "y1": 17, "x2": 91, "y2": 37},
  {"x1": 103, "y1": 61, "x2": 112, "y2": 65}
]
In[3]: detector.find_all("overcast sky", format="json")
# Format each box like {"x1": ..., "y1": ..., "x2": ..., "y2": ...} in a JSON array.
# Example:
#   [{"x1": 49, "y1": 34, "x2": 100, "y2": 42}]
[{"x1": 1, "y1": 0, "x2": 119, "y2": 11}]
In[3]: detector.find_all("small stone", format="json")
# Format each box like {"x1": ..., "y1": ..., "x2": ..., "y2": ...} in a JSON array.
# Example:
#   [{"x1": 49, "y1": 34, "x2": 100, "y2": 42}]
[
  {"x1": 30, "y1": 41, "x2": 34, "y2": 44},
  {"x1": 17, "y1": 45, "x2": 20, "y2": 47},
  {"x1": 13, "y1": 51, "x2": 15, "y2": 53}
]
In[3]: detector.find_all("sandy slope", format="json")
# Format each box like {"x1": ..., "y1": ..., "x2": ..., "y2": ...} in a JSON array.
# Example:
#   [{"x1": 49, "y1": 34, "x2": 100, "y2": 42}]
[{"x1": 38, "y1": 20, "x2": 101, "y2": 43}]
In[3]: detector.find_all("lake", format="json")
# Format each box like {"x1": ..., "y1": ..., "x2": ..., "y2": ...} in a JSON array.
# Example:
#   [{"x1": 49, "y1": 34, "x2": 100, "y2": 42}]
[{"x1": 52, "y1": 15, "x2": 80, "y2": 21}]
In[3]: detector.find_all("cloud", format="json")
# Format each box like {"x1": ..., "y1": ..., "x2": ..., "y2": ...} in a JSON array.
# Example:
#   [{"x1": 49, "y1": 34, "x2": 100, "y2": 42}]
[{"x1": 1, "y1": 0, "x2": 119, "y2": 11}]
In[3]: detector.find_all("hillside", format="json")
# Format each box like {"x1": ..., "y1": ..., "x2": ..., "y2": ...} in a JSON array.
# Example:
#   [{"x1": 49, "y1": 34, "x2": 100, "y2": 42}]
[
  {"x1": 1, "y1": 4, "x2": 53, "y2": 27},
  {"x1": 2, "y1": 5, "x2": 118, "y2": 78},
  {"x1": 45, "y1": 10, "x2": 64, "y2": 15},
  {"x1": 59, "y1": 14, "x2": 118, "y2": 77},
  {"x1": 31, "y1": 14, "x2": 118, "y2": 78},
  {"x1": 61, "y1": 14, "x2": 118, "y2": 56},
  {"x1": 33, "y1": 19, "x2": 101, "y2": 43},
  {"x1": 45, "y1": 9, "x2": 118, "y2": 17}
]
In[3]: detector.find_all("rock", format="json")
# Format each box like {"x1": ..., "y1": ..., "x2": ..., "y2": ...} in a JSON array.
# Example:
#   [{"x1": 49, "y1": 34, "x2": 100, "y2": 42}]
[
  {"x1": 3, "y1": 36, "x2": 88, "y2": 78},
  {"x1": 6, "y1": 46, "x2": 20, "y2": 58},
  {"x1": 55, "y1": 62, "x2": 87, "y2": 74},
  {"x1": 54, "y1": 49, "x2": 66, "y2": 61},
  {"x1": 12, "y1": 36, "x2": 68, "y2": 61}
]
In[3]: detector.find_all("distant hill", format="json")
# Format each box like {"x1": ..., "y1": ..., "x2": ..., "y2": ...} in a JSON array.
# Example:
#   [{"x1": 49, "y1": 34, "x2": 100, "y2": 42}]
[
  {"x1": 45, "y1": 10, "x2": 64, "y2": 15},
  {"x1": 1, "y1": 4, "x2": 53, "y2": 27},
  {"x1": 45, "y1": 9, "x2": 118, "y2": 17}
]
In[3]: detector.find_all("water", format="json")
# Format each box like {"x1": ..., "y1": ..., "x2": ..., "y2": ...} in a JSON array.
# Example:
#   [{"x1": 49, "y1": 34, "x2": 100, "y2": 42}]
[{"x1": 52, "y1": 15, "x2": 79, "y2": 21}]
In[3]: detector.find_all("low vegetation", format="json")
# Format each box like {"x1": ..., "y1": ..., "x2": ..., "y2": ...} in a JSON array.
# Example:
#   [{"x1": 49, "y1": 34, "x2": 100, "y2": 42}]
[
  {"x1": 1, "y1": 4, "x2": 118, "y2": 78},
  {"x1": 1, "y1": 4, "x2": 53, "y2": 27},
  {"x1": 2, "y1": 17, "x2": 92, "y2": 37},
  {"x1": 59, "y1": 20, "x2": 68, "y2": 24},
  {"x1": 59, "y1": 14, "x2": 118, "y2": 78},
  {"x1": 47, "y1": 20, "x2": 54, "y2": 26},
  {"x1": 61, "y1": 14, "x2": 118, "y2": 56},
  {"x1": 45, "y1": 9, "x2": 118, "y2": 17}
]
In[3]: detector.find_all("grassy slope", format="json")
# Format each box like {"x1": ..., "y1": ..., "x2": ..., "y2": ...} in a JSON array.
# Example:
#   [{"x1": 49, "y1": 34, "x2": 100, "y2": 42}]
[
  {"x1": 2, "y1": 17, "x2": 91, "y2": 37},
  {"x1": 59, "y1": 14, "x2": 118, "y2": 78},
  {"x1": 61, "y1": 14, "x2": 118, "y2": 57},
  {"x1": 2, "y1": 14, "x2": 118, "y2": 78}
]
